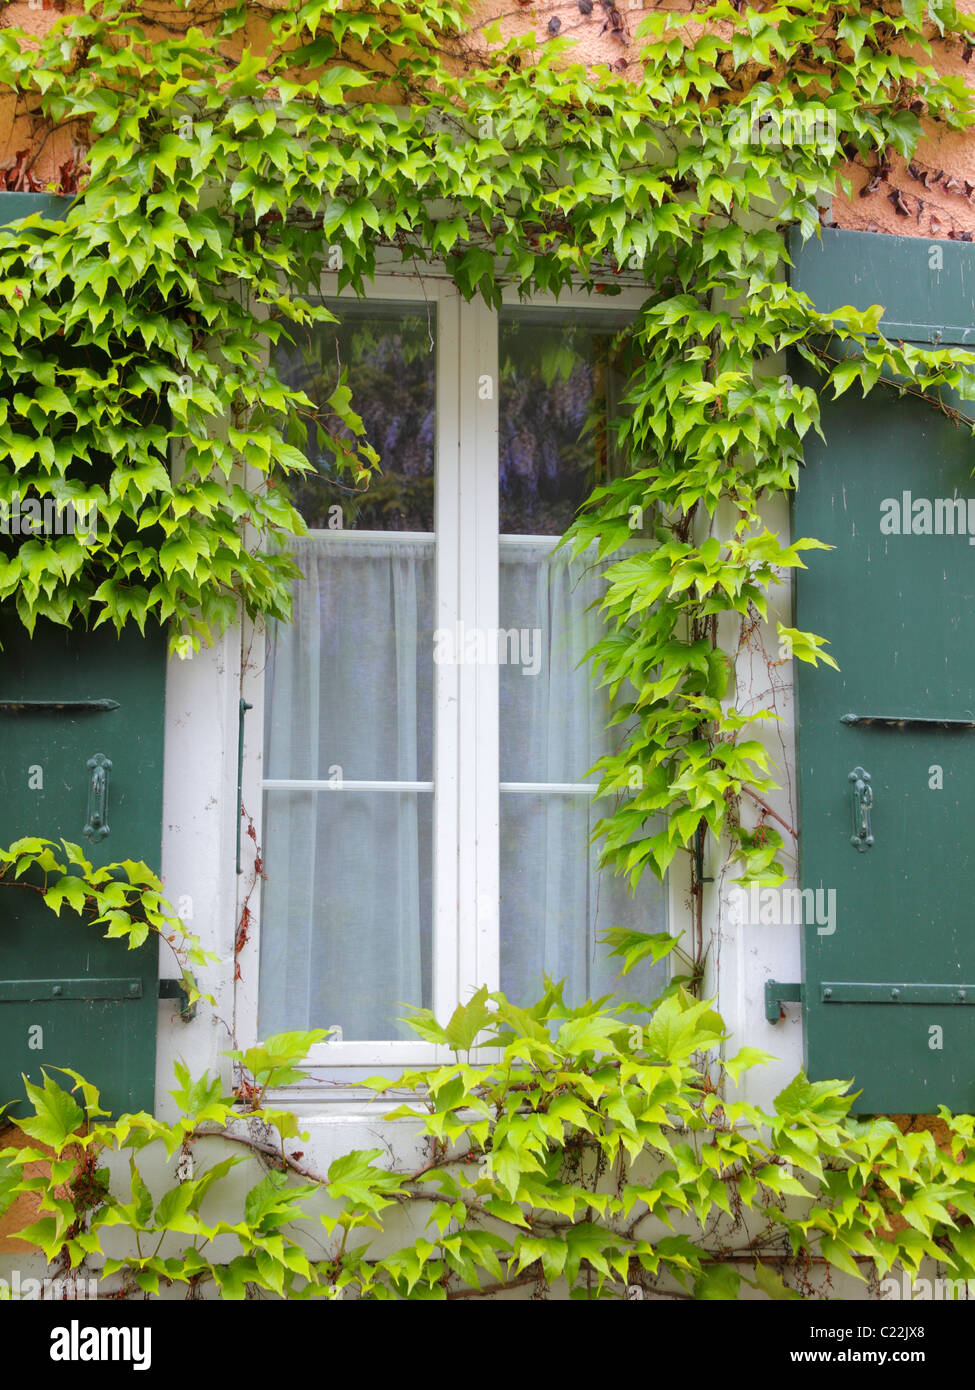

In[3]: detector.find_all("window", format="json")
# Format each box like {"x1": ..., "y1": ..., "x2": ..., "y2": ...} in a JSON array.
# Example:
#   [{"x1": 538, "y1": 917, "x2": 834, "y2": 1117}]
[{"x1": 252, "y1": 277, "x2": 670, "y2": 1075}]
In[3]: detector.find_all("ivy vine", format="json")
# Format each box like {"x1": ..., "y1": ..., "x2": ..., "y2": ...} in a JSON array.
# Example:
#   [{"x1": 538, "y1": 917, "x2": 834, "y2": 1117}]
[
  {"x1": 0, "y1": 0, "x2": 972, "y2": 875},
  {"x1": 5, "y1": 982, "x2": 975, "y2": 1299},
  {"x1": 2, "y1": 0, "x2": 975, "y2": 1300},
  {"x1": 0, "y1": 836, "x2": 216, "y2": 1008}
]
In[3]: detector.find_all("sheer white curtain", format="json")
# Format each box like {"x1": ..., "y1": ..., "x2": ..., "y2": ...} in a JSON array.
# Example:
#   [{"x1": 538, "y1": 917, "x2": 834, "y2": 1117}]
[
  {"x1": 260, "y1": 534, "x2": 434, "y2": 1040},
  {"x1": 260, "y1": 535, "x2": 666, "y2": 1041},
  {"x1": 499, "y1": 541, "x2": 668, "y2": 1007}
]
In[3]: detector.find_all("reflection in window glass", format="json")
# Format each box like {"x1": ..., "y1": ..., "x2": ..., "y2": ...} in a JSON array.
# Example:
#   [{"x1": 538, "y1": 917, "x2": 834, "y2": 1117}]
[
  {"x1": 499, "y1": 306, "x2": 633, "y2": 536},
  {"x1": 274, "y1": 299, "x2": 436, "y2": 531}
]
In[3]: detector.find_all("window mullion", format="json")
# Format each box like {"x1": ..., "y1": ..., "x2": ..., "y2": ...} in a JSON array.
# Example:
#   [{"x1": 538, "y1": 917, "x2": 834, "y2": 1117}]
[
  {"x1": 433, "y1": 285, "x2": 463, "y2": 1025},
  {"x1": 469, "y1": 297, "x2": 500, "y2": 996}
]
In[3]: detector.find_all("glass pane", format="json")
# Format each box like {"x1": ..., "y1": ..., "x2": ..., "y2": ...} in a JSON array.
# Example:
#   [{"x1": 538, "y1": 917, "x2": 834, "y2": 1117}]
[
  {"x1": 274, "y1": 299, "x2": 436, "y2": 531},
  {"x1": 262, "y1": 297, "x2": 437, "y2": 1041},
  {"x1": 259, "y1": 789, "x2": 433, "y2": 1040},
  {"x1": 264, "y1": 535, "x2": 434, "y2": 782},
  {"x1": 499, "y1": 792, "x2": 666, "y2": 1007},
  {"x1": 498, "y1": 306, "x2": 666, "y2": 1012},
  {"x1": 499, "y1": 306, "x2": 633, "y2": 536},
  {"x1": 499, "y1": 541, "x2": 608, "y2": 785}
]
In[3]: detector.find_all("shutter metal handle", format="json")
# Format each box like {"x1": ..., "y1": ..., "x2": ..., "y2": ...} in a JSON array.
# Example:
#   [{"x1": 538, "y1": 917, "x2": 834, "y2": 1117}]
[
  {"x1": 84, "y1": 753, "x2": 112, "y2": 842},
  {"x1": 849, "y1": 766, "x2": 873, "y2": 852}
]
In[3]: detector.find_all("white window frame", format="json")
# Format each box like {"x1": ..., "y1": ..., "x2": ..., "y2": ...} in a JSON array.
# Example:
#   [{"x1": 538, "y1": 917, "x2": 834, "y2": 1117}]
[{"x1": 235, "y1": 265, "x2": 686, "y2": 1103}]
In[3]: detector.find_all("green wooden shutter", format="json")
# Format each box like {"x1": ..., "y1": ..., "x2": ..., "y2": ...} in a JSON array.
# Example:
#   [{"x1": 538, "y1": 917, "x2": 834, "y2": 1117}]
[
  {"x1": 0, "y1": 194, "x2": 168, "y2": 1119},
  {"x1": 780, "y1": 228, "x2": 975, "y2": 1113}
]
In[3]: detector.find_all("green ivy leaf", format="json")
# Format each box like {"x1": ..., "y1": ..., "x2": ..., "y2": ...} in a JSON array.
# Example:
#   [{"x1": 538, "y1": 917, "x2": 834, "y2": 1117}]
[
  {"x1": 17, "y1": 1072, "x2": 84, "y2": 1151},
  {"x1": 693, "y1": 1263, "x2": 741, "y2": 1299},
  {"x1": 753, "y1": 1260, "x2": 801, "y2": 1300}
]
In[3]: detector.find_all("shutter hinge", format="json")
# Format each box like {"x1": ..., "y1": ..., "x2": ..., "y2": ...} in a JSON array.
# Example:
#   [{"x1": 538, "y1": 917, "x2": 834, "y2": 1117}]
[
  {"x1": 0, "y1": 977, "x2": 142, "y2": 1001},
  {"x1": 0, "y1": 699, "x2": 120, "y2": 713}
]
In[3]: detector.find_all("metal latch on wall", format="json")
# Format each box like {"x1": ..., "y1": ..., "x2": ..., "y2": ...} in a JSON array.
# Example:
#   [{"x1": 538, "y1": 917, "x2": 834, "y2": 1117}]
[
  {"x1": 158, "y1": 977, "x2": 196, "y2": 1022},
  {"x1": 765, "y1": 980, "x2": 804, "y2": 1024}
]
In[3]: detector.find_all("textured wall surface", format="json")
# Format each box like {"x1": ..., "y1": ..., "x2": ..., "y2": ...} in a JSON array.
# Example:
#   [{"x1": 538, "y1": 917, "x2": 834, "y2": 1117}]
[
  {"x1": 0, "y1": 1124, "x2": 57, "y2": 1254},
  {"x1": 833, "y1": 0, "x2": 975, "y2": 238}
]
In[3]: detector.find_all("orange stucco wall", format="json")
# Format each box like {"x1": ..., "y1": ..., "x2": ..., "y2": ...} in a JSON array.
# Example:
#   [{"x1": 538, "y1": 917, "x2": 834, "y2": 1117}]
[
  {"x1": 831, "y1": 0, "x2": 975, "y2": 238},
  {"x1": 466, "y1": 0, "x2": 975, "y2": 239}
]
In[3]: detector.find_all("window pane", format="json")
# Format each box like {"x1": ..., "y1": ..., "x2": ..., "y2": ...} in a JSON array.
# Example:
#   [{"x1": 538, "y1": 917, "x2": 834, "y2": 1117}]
[
  {"x1": 499, "y1": 541, "x2": 604, "y2": 785},
  {"x1": 499, "y1": 306, "x2": 632, "y2": 536},
  {"x1": 498, "y1": 307, "x2": 667, "y2": 1011},
  {"x1": 275, "y1": 299, "x2": 436, "y2": 531},
  {"x1": 500, "y1": 792, "x2": 665, "y2": 1005},
  {"x1": 259, "y1": 788, "x2": 433, "y2": 1041},
  {"x1": 264, "y1": 535, "x2": 434, "y2": 782},
  {"x1": 261, "y1": 300, "x2": 437, "y2": 1041}
]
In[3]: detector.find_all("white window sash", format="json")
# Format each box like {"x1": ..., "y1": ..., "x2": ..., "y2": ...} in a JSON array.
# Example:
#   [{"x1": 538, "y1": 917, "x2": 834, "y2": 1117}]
[{"x1": 237, "y1": 274, "x2": 681, "y2": 1079}]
